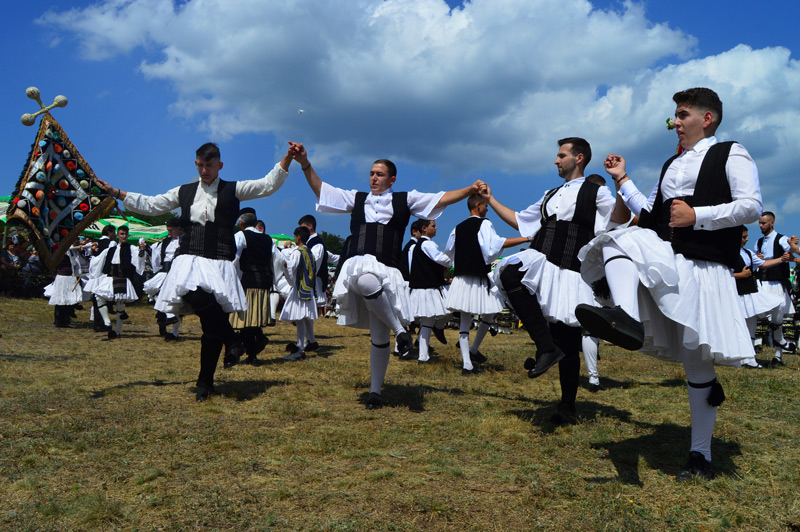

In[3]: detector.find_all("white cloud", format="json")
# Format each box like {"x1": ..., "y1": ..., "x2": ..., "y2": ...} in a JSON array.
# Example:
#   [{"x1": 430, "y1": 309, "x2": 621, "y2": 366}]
[{"x1": 36, "y1": 0, "x2": 799, "y2": 212}]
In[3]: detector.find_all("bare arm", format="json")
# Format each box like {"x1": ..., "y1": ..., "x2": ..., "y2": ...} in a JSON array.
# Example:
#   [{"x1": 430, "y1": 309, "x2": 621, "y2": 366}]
[
  {"x1": 502, "y1": 236, "x2": 530, "y2": 249},
  {"x1": 433, "y1": 180, "x2": 485, "y2": 210},
  {"x1": 485, "y1": 184, "x2": 518, "y2": 230},
  {"x1": 289, "y1": 141, "x2": 322, "y2": 197}
]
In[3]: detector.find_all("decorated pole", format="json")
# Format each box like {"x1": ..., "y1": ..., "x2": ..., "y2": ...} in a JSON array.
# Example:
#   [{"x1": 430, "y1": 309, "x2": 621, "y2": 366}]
[{"x1": 8, "y1": 87, "x2": 117, "y2": 271}]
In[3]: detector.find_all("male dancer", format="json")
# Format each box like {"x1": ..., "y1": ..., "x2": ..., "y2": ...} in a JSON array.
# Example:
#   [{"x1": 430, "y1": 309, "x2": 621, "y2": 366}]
[
  {"x1": 406, "y1": 219, "x2": 452, "y2": 364},
  {"x1": 145, "y1": 218, "x2": 182, "y2": 340},
  {"x1": 735, "y1": 225, "x2": 787, "y2": 368},
  {"x1": 489, "y1": 137, "x2": 615, "y2": 424},
  {"x1": 754, "y1": 211, "x2": 799, "y2": 366},
  {"x1": 289, "y1": 141, "x2": 484, "y2": 409},
  {"x1": 231, "y1": 208, "x2": 274, "y2": 364},
  {"x1": 90, "y1": 224, "x2": 116, "y2": 331},
  {"x1": 575, "y1": 88, "x2": 762, "y2": 480},
  {"x1": 97, "y1": 142, "x2": 293, "y2": 401},
  {"x1": 444, "y1": 194, "x2": 529, "y2": 373},
  {"x1": 298, "y1": 214, "x2": 340, "y2": 350}
]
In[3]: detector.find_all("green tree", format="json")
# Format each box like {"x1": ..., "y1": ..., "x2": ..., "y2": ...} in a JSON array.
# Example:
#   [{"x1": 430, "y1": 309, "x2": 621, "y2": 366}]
[{"x1": 319, "y1": 231, "x2": 345, "y2": 255}]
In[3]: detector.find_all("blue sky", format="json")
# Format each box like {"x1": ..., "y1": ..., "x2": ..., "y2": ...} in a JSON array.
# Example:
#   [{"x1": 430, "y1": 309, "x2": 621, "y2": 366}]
[{"x1": 2, "y1": 0, "x2": 799, "y2": 250}]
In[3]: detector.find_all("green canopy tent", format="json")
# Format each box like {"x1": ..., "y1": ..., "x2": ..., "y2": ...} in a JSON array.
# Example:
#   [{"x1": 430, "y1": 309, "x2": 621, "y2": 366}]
[{"x1": 82, "y1": 215, "x2": 167, "y2": 243}]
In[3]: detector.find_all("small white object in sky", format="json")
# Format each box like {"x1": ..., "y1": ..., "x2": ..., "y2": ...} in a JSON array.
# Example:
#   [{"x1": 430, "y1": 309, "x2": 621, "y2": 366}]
[{"x1": 298, "y1": 109, "x2": 305, "y2": 115}]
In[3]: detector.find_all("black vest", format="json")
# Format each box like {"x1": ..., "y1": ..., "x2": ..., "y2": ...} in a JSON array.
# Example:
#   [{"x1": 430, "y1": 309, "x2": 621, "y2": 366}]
[
  {"x1": 400, "y1": 238, "x2": 417, "y2": 281},
  {"x1": 756, "y1": 233, "x2": 790, "y2": 282},
  {"x1": 102, "y1": 245, "x2": 135, "y2": 279},
  {"x1": 306, "y1": 234, "x2": 329, "y2": 293},
  {"x1": 454, "y1": 217, "x2": 491, "y2": 279},
  {"x1": 409, "y1": 238, "x2": 447, "y2": 289},
  {"x1": 240, "y1": 230, "x2": 274, "y2": 290},
  {"x1": 95, "y1": 237, "x2": 112, "y2": 256},
  {"x1": 177, "y1": 179, "x2": 239, "y2": 261},
  {"x1": 159, "y1": 237, "x2": 174, "y2": 272},
  {"x1": 530, "y1": 181, "x2": 599, "y2": 272},
  {"x1": 638, "y1": 141, "x2": 740, "y2": 269},
  {"x1": 341, "y1": 191, "x2": 411, "y2": 269},
  {"x1": 734, "y1": 249, "x2": 758, "y2": 296}
]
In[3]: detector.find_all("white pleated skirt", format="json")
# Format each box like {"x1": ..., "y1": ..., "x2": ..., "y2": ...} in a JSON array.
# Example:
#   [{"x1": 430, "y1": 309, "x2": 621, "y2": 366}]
[
  {"x1": 333, "y1": 255, "x2": 412, "y2": 329},
  {"x1": 279, "y1": 291, "x2": 319, "y2": 321},
  {"x1": 494, "y1": 249, "x2": 595, "y2": 326},
  {"x1": 739, "y1": 287, "x2": 785, "y2": 319},
  {"x1": 445, "y1": 275, "x2": 505, "y2": 315},
  {"x1": 86, "y1": 276, "x2": 139, "y2": 303},
  {"x1": 155, "y1": 254, "x2": 247, "y2": 316},
  {"x1": 409, "y1": 285, "x2": 451, "y2": 318},
  {"x1": 44, "y1": 275, "x2": 84, "y2": 306},
  {"x1": 143, "y1": 271, "x2": 167, "y2": 297},
  {"x1": 579, "y1": 226, "x2": 754, "y2": 365},
  {"x1": 757, "y1": 280, "x2": 794, "y2": 317}
]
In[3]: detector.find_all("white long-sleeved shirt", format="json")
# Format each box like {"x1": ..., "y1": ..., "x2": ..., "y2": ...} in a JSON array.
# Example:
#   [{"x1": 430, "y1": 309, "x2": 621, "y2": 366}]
[
  {"x1": 122, "y1": 163, "x2": 288, "y2": 222},
  {"x1": 617, "y1": 137, "x2": 762, "y2": 231},
  {"x1": 316, "y1": 182, "x2": 445, "y2": 222},
  {"x1": 515, "y1": 177, "x2": 615, "y2": 238},
  {"x1": 411, "y1": 236, "x2": 452, "y2": 274}
]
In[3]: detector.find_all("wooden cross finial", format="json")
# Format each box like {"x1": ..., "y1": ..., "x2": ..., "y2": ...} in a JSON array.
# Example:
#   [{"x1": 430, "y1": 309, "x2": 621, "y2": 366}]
[{"x1": 20, "y1": 86, "x2": 68, "y2": 126}]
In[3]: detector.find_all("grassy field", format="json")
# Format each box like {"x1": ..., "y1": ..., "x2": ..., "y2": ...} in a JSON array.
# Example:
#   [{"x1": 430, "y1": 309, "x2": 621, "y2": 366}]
[{"x1": 1, "y1": 297, "x2": 799, "y2": 531}]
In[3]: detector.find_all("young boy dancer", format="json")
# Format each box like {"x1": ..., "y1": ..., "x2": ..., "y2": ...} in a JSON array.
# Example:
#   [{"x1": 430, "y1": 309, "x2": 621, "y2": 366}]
[
  {"x1": 97, "y1": 142, "x2": 293, "y2": 401},
  {"x1": 298, "y1": 214, "x2": 340, "y2": 351},
  {"x1": 444, "y1": 194, "x2": 529, "y2": 374},
  {"x1": 575, "y1": 88, "x2": 762, "y2": 480},
  {"x1": 144, "y1": 218, "x2": 182, "y2": 340},
  {"x1": 86, "y1": 225, "x2": 146, "y2": 339},
  {"x1": 289, "y1": 141, "x2": 483, "y2": 409},
  {"x1": 280, "y1": 226, "x2": 319, "y2": 360},
  {"x1": 406, "y1": 218, "x2": 452, "y2": 364}
]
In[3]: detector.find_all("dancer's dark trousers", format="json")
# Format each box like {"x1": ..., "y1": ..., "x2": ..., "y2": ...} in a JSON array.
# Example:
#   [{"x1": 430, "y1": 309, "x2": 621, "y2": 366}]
[{"x1": 182, "y1": 288, "x2": 236, "y2": 389}]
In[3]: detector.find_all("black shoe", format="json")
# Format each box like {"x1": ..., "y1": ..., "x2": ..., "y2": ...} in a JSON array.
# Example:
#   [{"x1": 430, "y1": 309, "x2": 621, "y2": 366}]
[
  {"x1": 418, "y1": 359, "x2": 431, "y2": 365},
  {"x1": 396, "y1": 331, "x2": 413, "y2": 358},
  {"x1": 96, "y1": 323, "x2": 112, "y2": 333},
  {"x1": 223, "y1": 341, "x2": 244, "y2": 368},
  {"x1": 770, "y1": 357, "x2": 785, "y2": 367},
  {"x1": 523, "y1": 357, "x2": 536, "y2": 370},
  {"x1": 676, "y1": 451, "x2": 715, "y2": 481},
  {"x1": 399, "y1": 351, "x2": 417, "y2": 361},
  {"x1": 195, "y1": 384, "x2": 214, "y2": 402},
  {"x1": 164, "y1": 333, "x2": 181, "y2": 342},
  {"x1": 462, "y1": 366, "x2": 484, "y2": 375},
  {"x1": 470, "y1": 351, "x2": 487, "y2": 365},
  {"x1": 242, "y1": 355, "x2": 259, "y2": 366},
  {"x1": 285, "y1": 342, "x2": 298, "y2": 353},
  {"x1": 587, "y1": 383, "x2": 606, "y2": 393},
  {"x1": 550, "y1": 404, "x2": 577, "y2": 426},
  {"x1": 489, "y1": 325, "x2": 498, "y2": 337},
  {"x1": 528, "y1": 347, "x2": 565, "y2": 379},
  {"x1": 432, "y1": 327, "x2": 447, "y2": 345},
  {"x1": 741, "y1": 362, "x2": 762, "y2": 369},
  {"x1": 776, "y1": 341, "x2": 796, "y2": 354},
  {"x1": 107, "y1": 330, "x2": 120, "y2": 340},
  {"x1": 119, "y1": 311, "x2": 129, "y2": 320},
  {"x1": 365, "y1": 392, "x2": 382, "y2": 410},
  {"x1": 248, "y1": 335, "x2": 269, "y2": 356},
  {"x1": 575, "y1": 304, "x2": 644, "y2": 351},
  {"x1": 305, "y1": 341, "x2": 320, "y2": 352}
]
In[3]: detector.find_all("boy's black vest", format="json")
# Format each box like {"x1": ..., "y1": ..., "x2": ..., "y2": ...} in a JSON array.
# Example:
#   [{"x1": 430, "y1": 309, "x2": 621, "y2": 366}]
[
  {"x1": 240, "y1": 230, "x2": 274, "y2": 290},
  {"x1": 638, "y1": 141, "x2": 740, "y2": 269},
  {"x1": 756, "y1": 233, "x2": 790, "y2": 283},
  {"x1": 530, "y1": 180, "x2": 599, "y2": 272},
  {"x1": 399, "y1": 238, "x2": 417, "y2": 281},
  {"x1": 159, "y1": 237, "x2": 175, "y2": 272},
  {"x1": 306, "y1": 234, "x2": 329, "y2": 294},
  {"x1": 177, "y1": 179, "x2": 239, "y2": 261},
  {"x1": 102, "y1": 244, "x2": 135, "y2": 279},
  {"x1": 409, "y1": 238, "x2": 446, "y2": 290},
  {"x1": 454, "y1": 217, "x2": 491, "y2": 280},
  {"x1": 341, "y1": 191, "x2": 411, "y2": 269},
  {"x1": 734, "y1": 249, "x2": 758, "y2": 296}
]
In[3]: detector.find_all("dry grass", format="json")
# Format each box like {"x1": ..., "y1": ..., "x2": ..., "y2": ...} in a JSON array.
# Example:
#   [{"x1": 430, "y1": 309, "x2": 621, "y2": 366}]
[{"x1": 1, "y1": 297, "x2": 800, "y2": 531}]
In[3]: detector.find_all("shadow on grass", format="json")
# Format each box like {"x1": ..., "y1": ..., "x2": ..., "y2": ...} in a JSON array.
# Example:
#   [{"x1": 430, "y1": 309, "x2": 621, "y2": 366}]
[
  {"x1": 89, "y1": 379, "x2": 186, "y2": 398},
  {"x1": 215, "y1": 379, "x2": 290, "y2": 401},
  {"x1": 510, "y1": 399, "x2": 741, "y2": 486},
  {"x1": 586, "y1": 422, "x2": 742, "y2": 486}
]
